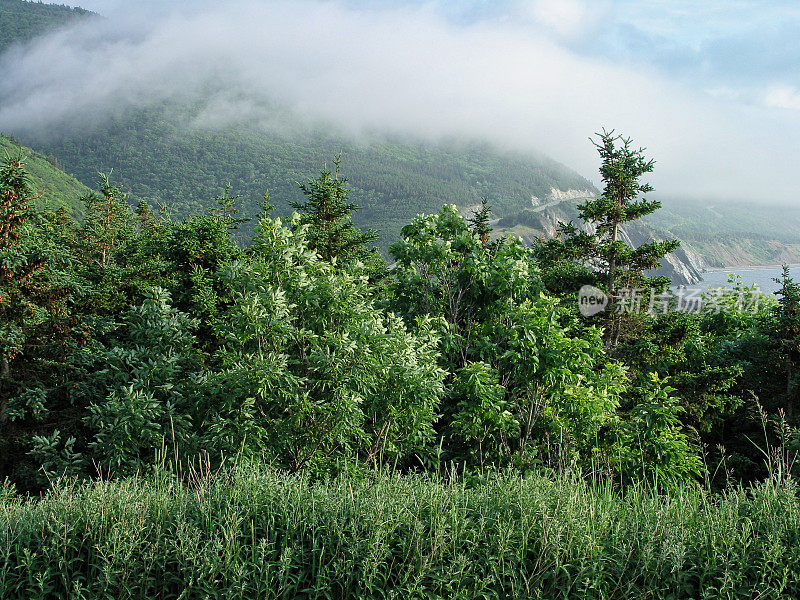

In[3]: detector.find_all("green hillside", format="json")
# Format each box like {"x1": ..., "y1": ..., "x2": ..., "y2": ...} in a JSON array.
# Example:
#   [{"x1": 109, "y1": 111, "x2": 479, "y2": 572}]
[
  {"x1": 0, "y1": 134, "x2": 90, "y2": 216},
  {"x1": 0, "y1": 0, "x2": 596, "y2": 248},
  {"x1": 20, "y1": 106, "x2": 595, "y2": 247},
  {"x1": 0, "y1": 0, "x2": 92, "y2": 53}
]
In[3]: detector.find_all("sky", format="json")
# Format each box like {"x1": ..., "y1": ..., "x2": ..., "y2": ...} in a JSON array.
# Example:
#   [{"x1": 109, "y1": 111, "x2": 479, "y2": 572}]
[{"x1": 2, "y1": 0, "x2": 799, "y2": 203}]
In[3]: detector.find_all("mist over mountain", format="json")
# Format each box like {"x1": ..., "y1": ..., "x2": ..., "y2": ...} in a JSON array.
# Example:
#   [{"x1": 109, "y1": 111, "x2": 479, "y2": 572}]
[
  {"x1": 2, "y1": 0, "x2": 799, "y2": 205},
  {"x1": 0, "y1": 0, "x2": 597, "y2": 248},
  {"x1": 2, "y1": 0, "x2": 800, "y2": 277}
]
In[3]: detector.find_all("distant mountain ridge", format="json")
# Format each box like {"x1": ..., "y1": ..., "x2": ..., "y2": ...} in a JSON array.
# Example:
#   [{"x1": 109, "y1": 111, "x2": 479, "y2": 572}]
[
  {"x1": 493, "y1": 191, "x2": 705, "y2": 285},
  {"x1": 495, "y1": 192, "x2": 800, "y2": 284},
  {"x1": 0, "y1": 2, "x2": 596, "y2": 249}
]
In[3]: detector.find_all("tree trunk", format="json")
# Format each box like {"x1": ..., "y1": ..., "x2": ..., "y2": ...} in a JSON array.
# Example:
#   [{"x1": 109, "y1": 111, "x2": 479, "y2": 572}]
[
  {"x1": 607, "y1": 220, "x2": 620, "y2": 347},
  {"x1": 608, "y1": 222, "x2": 619, "y2": 295}
]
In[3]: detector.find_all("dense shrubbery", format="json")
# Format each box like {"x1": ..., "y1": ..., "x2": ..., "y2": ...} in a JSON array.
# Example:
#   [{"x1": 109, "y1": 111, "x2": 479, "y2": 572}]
[
  {"x1": 0, "y1": 163, "x2": 446, "y2": 483},
  {"x1": 2, "y1": 133, "x2": 799, "y2": 490}
]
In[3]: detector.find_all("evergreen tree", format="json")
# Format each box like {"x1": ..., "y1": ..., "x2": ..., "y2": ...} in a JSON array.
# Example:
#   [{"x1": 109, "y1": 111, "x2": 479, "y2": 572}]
[
  {"x1": 210, "y1": 185, "x2": 247, "y2": 231},
  {"x1": 467, "y1": 197, "x2": 492, "y2": 248},
  {"x1": 74, "y1": 173, "x2": 137, "y2": 315},
  {"x1": 80, "y1": 173, "x2": 135, "y2": 269},
  {"x1": 290, "y1": 156, "x2": 380, "y2": 268},
  {"x1": 559, "y1": 130, "x2": 679, "y2": 344},
  {"x1": 769, "y1": 266, "x2": 800, "y2": 422},
  {"x1": 0, "y1": 155, "x2": 79, "y2": 482},
  {"x1": 0, "y1": 155, "x2": 33, "y2": 380},
  {"x1": 0, "y1": 156, "x2": 72, "y2": 383},
  {"x1": 134, "y1": 199, "x2": 153, "y2": 230}
]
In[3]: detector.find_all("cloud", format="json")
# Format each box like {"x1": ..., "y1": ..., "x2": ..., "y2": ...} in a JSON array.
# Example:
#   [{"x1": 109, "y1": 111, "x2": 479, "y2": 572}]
[
  {"x1": 521, "y1": 0, "x2": 606, "y2": 41},
  {"x1": 765, "y1": 86, "x2": 800, "y2": 111},
  {"x1": 1, "y1": 0, "x2": 799, "y2": 203}
]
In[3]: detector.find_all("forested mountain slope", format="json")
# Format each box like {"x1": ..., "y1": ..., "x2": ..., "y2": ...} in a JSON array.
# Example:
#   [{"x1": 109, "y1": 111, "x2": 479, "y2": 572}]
[
  {"x1": 0, "y1": 2, "x2": 595, "y2": 248},
  {"x1": 0, "y1": 0, "x2": 92, "y2": 53},
  {"x1": 0, "y1": 134, "x2": 90, "y2": 216},
  {"x1": 647, "y1": 199, "x2": 800, "y2": 267},
  {"x1": 18, "y1": 106, "x2": 595, "y2": 248}
]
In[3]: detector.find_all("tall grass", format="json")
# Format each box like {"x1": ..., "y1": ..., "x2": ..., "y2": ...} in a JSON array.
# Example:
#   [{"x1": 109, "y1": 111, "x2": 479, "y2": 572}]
[{"x1": 1, "y1": 466, "x2": 799, "y2": 599}]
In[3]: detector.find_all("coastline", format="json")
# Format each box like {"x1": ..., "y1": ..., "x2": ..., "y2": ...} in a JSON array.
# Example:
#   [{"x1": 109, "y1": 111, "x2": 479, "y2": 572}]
[{"x1": 701, "y1": 262, "x2": 800, "y2": 274}]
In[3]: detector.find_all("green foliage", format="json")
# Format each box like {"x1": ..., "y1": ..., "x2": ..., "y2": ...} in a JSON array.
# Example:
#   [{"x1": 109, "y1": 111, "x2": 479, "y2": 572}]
[
  {"x1": 766, "y1": 266, "x2": 800, "y2": 422},
  {"x1": 3, "y1": 128, "x2": 800, "y2": 595},
  {"x1": 4, "y1": 386, "x2": 46, "y2": 422},
  {"x1": 553, "y1": 130, "x2": 679, "y2": 344},
  {"x1": 451, "y1": 361, "x2": 516, "y2": 469},
  {"x1": 200, "y1": 214, "x2": 444, "y2": 471},
  {"x1": 84, "y1": 288, "x2": 200, "y2": 476},
  {"x1": 0, "y1": 186, "x2": 83, "y2": 487},
  {"x1": 388, "y1": 205, "x2": 631, "y2": 474},
  {"x1": 27, "y1": 429, "x2": 84, "y2": 485},
  {"x1": 79, "y1": 174, "x2": 136, "y2": 269},
  {"x1": 0, "y1": 154, "x2": 78, "y2": 384},
  {"x1": 466, "y1": 196, "x2": 492, "y2": 247},
  {"x1": 614, "y1": 375, "x2": 702, "y2": 488},
  {"x1": 2, "y1": 131, "x2": 797, "y2": 496},
  {"x1": 609, "y1": 277, "x2": 778, "y2": 486},
  {"x1": 0, "y1": 154, "x2": 34, "y2": 373},
  {"x1": 2, "y1": 466, "x2": 800, "y2": 599},
  {"x1": 619, "y1": 311, "x2": 744, "y2": 432},
  {"x1": 0, "y1": 0, "x2": 93, "y2": 54},
  {"x1": 290, "y1": 157, "x2": 382, "y2": 271}
]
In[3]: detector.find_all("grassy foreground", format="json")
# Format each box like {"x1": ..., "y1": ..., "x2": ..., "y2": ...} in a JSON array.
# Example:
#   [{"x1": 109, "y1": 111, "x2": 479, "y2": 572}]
[{"x1": 1, "y1": 467, "x2": 799, "y2": 599}]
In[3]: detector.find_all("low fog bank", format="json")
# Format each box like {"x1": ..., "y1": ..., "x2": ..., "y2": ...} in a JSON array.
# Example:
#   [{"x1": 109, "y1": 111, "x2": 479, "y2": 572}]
[{"x1": 1, "y1": 0, "x2": 798, "y2": 203}]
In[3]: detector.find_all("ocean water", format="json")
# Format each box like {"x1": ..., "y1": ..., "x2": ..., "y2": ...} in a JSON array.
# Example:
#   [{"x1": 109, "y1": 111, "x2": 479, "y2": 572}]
[{"x1": 699, "y1": 265, "x2": 800, "y2": 296}]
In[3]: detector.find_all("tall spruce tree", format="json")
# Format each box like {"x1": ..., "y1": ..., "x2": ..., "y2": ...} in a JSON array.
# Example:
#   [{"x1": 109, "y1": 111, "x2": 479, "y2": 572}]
[
  {"x1": 290, "y1": 156, "x2": 379, "y2": 268},
  {"x1": 468, "y1": 197, "x2": 493, "y2": 248},
  {"x1": 0, "y1": 156, "x2": 76, "y2": 427},
  {"x1": 559, "y1": 130, "x2": 678, "y2": 345},
  {"x1": 80, "y1": 173, "x2": 135, "y2": 269}
]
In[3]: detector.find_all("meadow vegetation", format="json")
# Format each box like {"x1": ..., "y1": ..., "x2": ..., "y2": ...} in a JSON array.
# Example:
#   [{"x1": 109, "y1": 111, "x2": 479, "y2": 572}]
[{"x1": 3, "y1": 465, "x2": 800, "y2": 599}]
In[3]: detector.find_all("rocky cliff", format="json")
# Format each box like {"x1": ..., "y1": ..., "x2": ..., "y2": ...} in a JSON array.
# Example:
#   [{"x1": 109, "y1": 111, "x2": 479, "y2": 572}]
[
  {"x1": 479, "y1": 190, "x2": 800, "y2": 286},
  {"x1": 494, "y1": 191, "x2": 705, "y2": 285}
]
